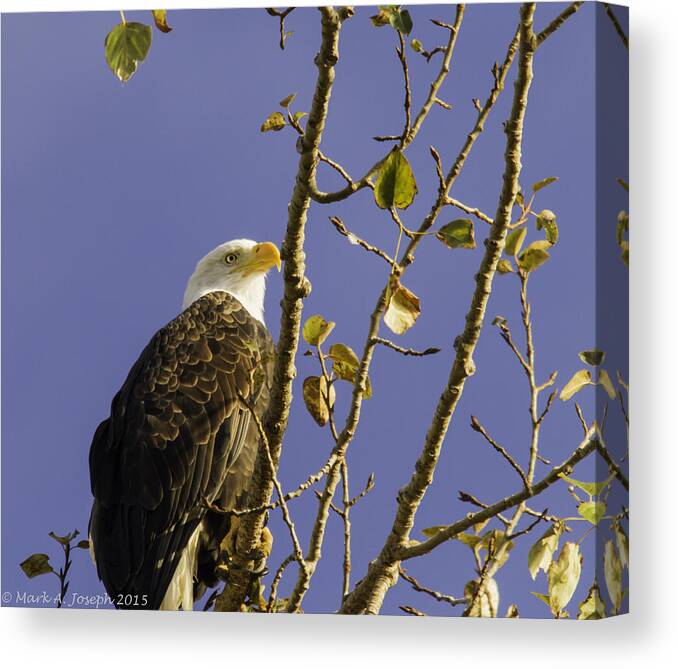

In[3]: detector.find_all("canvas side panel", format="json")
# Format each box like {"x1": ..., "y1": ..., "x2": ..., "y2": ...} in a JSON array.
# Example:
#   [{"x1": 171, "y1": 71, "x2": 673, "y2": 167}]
[{"x1": 595, "y1": 1, "x2": 629, "y2": 617}]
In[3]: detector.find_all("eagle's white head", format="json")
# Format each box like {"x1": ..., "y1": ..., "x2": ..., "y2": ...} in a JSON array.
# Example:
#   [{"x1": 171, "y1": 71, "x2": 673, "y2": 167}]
[{"x1": 182, "y1": 239, "x2": 281, "y2": 324}]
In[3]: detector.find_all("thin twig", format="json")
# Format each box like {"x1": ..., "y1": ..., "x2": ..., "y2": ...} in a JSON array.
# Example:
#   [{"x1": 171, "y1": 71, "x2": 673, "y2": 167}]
[
  {"x1": 267, "y1": 553, "x2": 295, "y2": 612},
  {"x1": 396, "y1": 30, "x2": 412, "y2": 143},
  {"x1": 470, "y1": 415, "x2": 530, "y2": 490},
  {"x1": 445, "y1": 197, "x2": 494, "y2": 225},
  {"x1": 603, "y1": 3, "x2": 629, "y2": 49},
  {"x1": 217, "y1": 6, "x2": 347, "y2": 612},
  {"x1": 507, "y1": 508, "x2": 548, "y2": 540},
  {"x1": 399, "y1": 425, "x2": 599, "y2": 560},
  {"x1": 208, "y1": 453, "x2": 338, "y2": 516},
  {"x1": 318, "y1": 151, "x2": 354, "y2": 185},
  {"x1": 340, "y1": 15, "x2": 526, "y2": 615},
  {"x1": 399, "y1": 567, "x2": 465, "y2": 607},
  {"x1": 265, "y1": 7, "x2": 295, "y2": 50},
  {"x1": 329, "y1": 216, "x2": 395, "y2": 265},
  {"x1": 536, "y1": 2, "x2": 584, "y2": 45},
  {"x1": 595, "y1": 433, "x2": 629, "y2": 491},
  {"x1": 399, "y1": 605, "x2": 427, "y2": 616},
  {"x1": 371, "y1": 337, "x2": 441, "y2": 358},
  {"x1": 237, "y1": 392, "x2": 306, "y2": 567}
]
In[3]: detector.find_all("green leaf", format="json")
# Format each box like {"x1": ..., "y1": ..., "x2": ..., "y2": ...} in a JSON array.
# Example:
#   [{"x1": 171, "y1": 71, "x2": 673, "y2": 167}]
[
  {"x1": 613, "y1": 522, "x2": 629, "y2": 569},
  {"x1": 279, "y1": 93, "x2": 297, "y2": 108},
  {"x1": 302, "y1": 315, "x2": 335, "y2": 347},
  {"x1": 104, "y1": 22, "x2": 152, "y2": 83},
  {"x1": 515, "y1": 190, "x2": 525, "y2": 207},
  {"x1": 410, "y1": 38, "x2": 423, "y2": 53},
  {"x1": 577, "y1": 582, "x2": 606, "y2": 620},
  {"x1": 578, "y1": 501, "x2": 606, "y2": 525},
  {"x1": 20, "y1": 553, "x2": 53, "y2": 578},
  {"x1": 535, "y1": 209, "x2": 558, "y2": 245},
  {"x1": 151, "y1": 10, "x2": 172, "y2": 33},
  {"x1": 559, "y1": 369, "x2": 593, "y2": 401},
  {"x1": 617, "y1": 178, "x2": 629, "y2": 192},
  {"x1": 604, "y1": 540, "x2": 623, "y2": 614},
  {"x1": 531, "y1": 176, "x2": 559, "y2": 192},
  {"x1": 548, "y1": 542, "x2": 582, "y2": 615},
  {"x1": 421, "y1": 525, "x2": 448, "y2": 538},
  {"x1": 374, "y1": 147, "x2": 418, "y2": 210},
  {"x1": 504, "y1": 227, "x2": 527, "y2": 256},
  {"x1": 383, "y1": 280, "x2": 421, "y2": 335},
  {"x1": 578, "y1": 349, "x2": 606, "y2": 366},
  {"x1": 76, "y1": 540, "x2": 91, "y2": 550},
  {"x1": 260, "y1": 111, "x2": 286, "y2": 133},
  {"x1": 518, "y1": 243, "x2": 550, "y2": 273},
  {"x1": 464, "y1": 578, "x2": 500, "y2": 618},
  {"x1": 302, "y1": 376, "x2": 334, "y2": 427},
  {"x1": 497, "y1": 259, "x2": 515, "y2": 274},
  {"x1": 436, "y1": 219, "x2": 476, "y2": 250},
  {"x1": 559, "y1": 473, "x2": 613, "y2": 498},
  {"x1": 598, "y1": 369, "x2": 617, "y2": 399},
  {"x1": 328, "y1": 343, "x2": 372, "y2": 399},
  {"x1": 389, "y1": 8, "x2": 413, "y2": 35},
  {"x1": 527, "y1": 523, "x2": 562, "y2": 580},
  {"x1": 293, "y1": 111, "x2": 307, "y2": 123}
]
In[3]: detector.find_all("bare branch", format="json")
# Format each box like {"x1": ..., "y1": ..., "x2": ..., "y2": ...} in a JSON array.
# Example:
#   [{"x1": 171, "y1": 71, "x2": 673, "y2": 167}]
[
  {"x1": 603, "y1": 3, "x2": 629, "y2": 50},
  {"x1": 340, "y1": 6, "x2": 537, "y2": 613},
  {"x1": 396, "y1": 31, "x2": 412, "y2": 142},
  {"x1": 399, "y1": 426, "x2": 599, "y2": 560},
  {"x1": 294, "y1": 8, "x2": 521, "y2": 614},
  {"x1": 595, "y1": 433, "x2": 629, "y2": 491},
  {"x1": 371, "y1": 336, "x2": 441, "y2": 358},
  {"x1": 445, "y1": 197, "x2": 494, "y2": 225},
  {"x1": 216, "y1": 6, "x2": 347, "y2": 611},
  {"x1": 536, "y1": 2, "x2": 583, "y2": 46},
  {"x1": 399, "y1": 605, "x2": 427, "y2": 616},
  {"x1": 507, "y1": 508, "x2": 548, "y2": 540},
  {"x1": 328, "y1": 216, "x2": 395, "y2": 265},
  {"x1": 265, "y1": 7, "x2": 295, "y2": 50},
  {"x1": 405, "y1": 6, "x2": 465, "y2": 146},
  {"x1": 318, "y1": 151, "x2": 354, "y2": 185},
  {"x1": 470, "y1": 415, "x2": 530, "y2": 490},
  {"x1": 399, "y1": 567, "x2": 465, "y2": 607}
]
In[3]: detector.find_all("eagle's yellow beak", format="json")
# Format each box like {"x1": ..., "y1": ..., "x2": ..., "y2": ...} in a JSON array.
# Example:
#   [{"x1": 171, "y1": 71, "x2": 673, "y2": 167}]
[{"x1": 243, "y1": 241, "x2": 281, "y2": 275}]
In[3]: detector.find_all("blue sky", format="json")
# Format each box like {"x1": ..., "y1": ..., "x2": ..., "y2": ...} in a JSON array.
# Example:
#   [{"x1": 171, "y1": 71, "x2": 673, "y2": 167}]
[{"x1": 2, "y1": 3, "x2": 628, "y2": 616}]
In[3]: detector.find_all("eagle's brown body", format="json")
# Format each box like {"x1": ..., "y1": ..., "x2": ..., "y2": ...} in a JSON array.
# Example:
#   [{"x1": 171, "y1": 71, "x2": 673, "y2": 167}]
[{"x1": 88, "y1": 291, "x2": 274, "y2": 609}]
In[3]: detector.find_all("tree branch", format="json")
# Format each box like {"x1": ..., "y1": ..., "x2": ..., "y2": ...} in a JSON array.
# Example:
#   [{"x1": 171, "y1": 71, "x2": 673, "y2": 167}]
[
  {"x1": 399, "y1": 426, "x2": 598, "y2": 560},
  {"x1": 328, "y1": 216, "x2": 395, "y2": 265},
  {"x1": 603, "y1": 3, "x2": 628, "y2": 50},
  {"x1": 371, "y1": 336, "x2": 441, "y2": 358},
  {"x1": 595, "y1": 433, "x2": 629, "y2": 491},
  {"x1": 470, "y1": 415, "x2": 530, "y2": 490},
  {"x1": 398, "y1": 566, "x2": 465, "y2": 607},
  {"x1": 215, "y1": 6, "x2": 348, "y2": 611},
  {"x1": 445, "y1": 197, "x2": 494, "y2": 225},
  {"x1": 340, "y1": 4, "x2": 537, "y2": 615},
  {"x1": 536, "y1": 2, "x2": 583, "y2": 46}
]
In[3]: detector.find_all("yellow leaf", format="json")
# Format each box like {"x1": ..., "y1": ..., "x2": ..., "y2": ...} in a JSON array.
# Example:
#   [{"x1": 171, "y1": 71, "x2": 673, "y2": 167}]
[{"x1": 384, "y1": 280, "x2": 421, "y2": 335}]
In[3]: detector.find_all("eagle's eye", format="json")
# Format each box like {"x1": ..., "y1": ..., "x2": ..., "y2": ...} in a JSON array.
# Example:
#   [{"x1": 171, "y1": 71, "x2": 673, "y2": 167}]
[{"x1": 224, "y1": 253, "x2": 239, "y2": 265}]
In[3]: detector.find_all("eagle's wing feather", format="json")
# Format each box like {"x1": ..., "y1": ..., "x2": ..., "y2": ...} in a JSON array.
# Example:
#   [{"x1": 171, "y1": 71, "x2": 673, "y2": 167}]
[{"x1": 89, "y1": 291, "x2": 271, "y2": 609}]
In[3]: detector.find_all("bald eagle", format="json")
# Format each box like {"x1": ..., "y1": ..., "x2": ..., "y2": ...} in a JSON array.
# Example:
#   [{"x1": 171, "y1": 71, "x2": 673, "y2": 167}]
[{"x1": 88, "y1": 239, "x2": 280, "y2": 610}]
